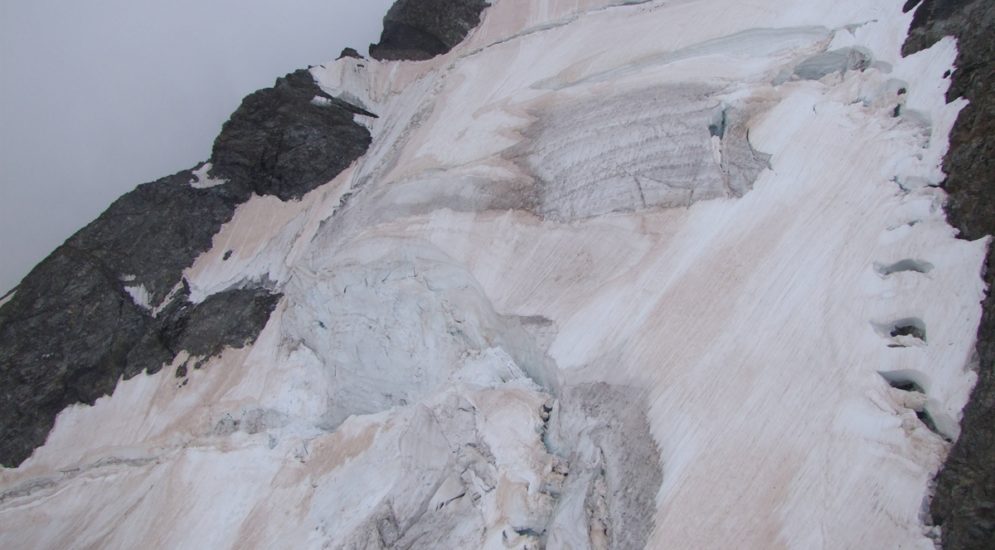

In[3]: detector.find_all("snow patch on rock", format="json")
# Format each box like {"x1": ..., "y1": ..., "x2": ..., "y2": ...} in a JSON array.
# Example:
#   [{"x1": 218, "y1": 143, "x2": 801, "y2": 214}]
[
  {"x1": 0, "y1": 290, "x2": 14, "y2": 310},
  {"x1": 123, "y1": 283, "x2": 152, "y2": 311},
  {"x1": 188, "y1": 162, "x2": 227, "y2": 189}
]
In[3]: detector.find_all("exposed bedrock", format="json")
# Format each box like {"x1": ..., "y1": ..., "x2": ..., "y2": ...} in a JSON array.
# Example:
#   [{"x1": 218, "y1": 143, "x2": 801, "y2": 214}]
[
  {"x1": 209, "y1": 69, "x2": 373, "y2": 201},
  {"x1": 67, "y1": 170, "x2": 247, "y2": 303},
  {"x1": 0, "y1": 251, "x2": 156, "y2": 468},
  {"x1": 369, "y1": 0, "x2": 489, "y2": 61},
  {"x1": 0, "y1": 169, "x2": 244, "y2": 466},
  {"x1": 158, "y1": 287, "x2": 282, "y2": 365},
  {"x1": 0, "y1": 69, "x2": 372, "y2": 467},
  {"x1": 903, "y1": 0, "x2": 995, "y2": 547},
  {"x1": 0, "y1": 260, "x2": 279, "y2": 466}
]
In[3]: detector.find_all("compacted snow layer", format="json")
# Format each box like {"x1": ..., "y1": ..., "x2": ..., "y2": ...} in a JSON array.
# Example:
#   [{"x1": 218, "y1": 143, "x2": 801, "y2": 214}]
[{"x1": 0, "y1": 1, "x2": 987, "y2": 548}]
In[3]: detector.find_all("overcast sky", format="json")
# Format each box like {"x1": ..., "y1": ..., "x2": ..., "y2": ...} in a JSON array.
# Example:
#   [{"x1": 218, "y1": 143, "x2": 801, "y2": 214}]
[{"x1": 0, "y1": 0, "x2": 393, "y2": 294}]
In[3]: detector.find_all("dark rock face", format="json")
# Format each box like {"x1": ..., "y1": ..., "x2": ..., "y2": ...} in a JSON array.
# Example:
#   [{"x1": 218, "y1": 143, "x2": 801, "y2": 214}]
[
  {"x1": 369, "y1": 0, "x2": 489, "y2": 61},
  {"x1": 0, "y1": 170, "x2": 243, "y2": 466},
  {"x1": 71, "y1": 170, "x2": 248, "y2": 304},
  {"x1": 337, "y1": 47, "x2": 363, "y2": 60},
  {"x1": 0, "y1": 0, "x2": 497, "y2": 469},
  {"x1": 903, "y1": 1, "x2": 995, "y2": 548},
  {"x1": 210, "y1": 69, "x2": 373, "y2": 201},
  {"x1": 0, "y1": 69, "x2": 372, "y2": 468},
  {"x1": 0, "y1": 183, "x2": 283, "y2": 466},
  {"x1": 158, "y1": 286, "x2": 282, "y2": 361},
  {"x1": 0, "y1": 252, "x2": 157, "y2": 465}
]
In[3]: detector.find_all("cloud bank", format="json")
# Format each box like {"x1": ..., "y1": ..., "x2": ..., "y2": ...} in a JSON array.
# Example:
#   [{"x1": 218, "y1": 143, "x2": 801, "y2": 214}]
[{"x1": 0, "y1": 0, "x2": 393, "y2": 293}]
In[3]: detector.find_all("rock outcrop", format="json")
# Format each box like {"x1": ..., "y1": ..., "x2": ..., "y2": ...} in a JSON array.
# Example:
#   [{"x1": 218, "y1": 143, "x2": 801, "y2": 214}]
[
  {"x1": 210, "y1": 69, "x2": 373, "y2": 201},
  {"x1": 0, "y1": 68, "x2": 372, "y2": 467},
  {"x1": 369, "y1": 0, "x2": 489, "y2": 60},
  {"x1": 903, "y1": 1, "x2": 995, "y2": 547}
]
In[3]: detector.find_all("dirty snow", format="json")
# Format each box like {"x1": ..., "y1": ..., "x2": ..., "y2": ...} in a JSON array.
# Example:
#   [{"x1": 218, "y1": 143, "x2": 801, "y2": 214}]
[{"x1": 0, "y1": 1, "x2": 987, "y2": 548}]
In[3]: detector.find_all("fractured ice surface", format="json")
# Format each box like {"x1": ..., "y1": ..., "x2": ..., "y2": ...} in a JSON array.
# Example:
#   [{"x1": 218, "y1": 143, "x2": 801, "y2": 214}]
[
  {"x1": 511, "y1": 85, "x2": 771, "y2": 220},
  {"x1": 0, "y1": 0, "x2": 988, "y2": 548}
]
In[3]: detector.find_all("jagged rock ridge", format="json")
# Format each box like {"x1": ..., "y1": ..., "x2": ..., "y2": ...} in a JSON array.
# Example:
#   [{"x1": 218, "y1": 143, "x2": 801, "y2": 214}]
[
  {"x1": 210, "y1": 69, "x2": 374, "y2": 201},
  {"x1": 369, "y1": 0, "x2": 489, "y2": 60}
]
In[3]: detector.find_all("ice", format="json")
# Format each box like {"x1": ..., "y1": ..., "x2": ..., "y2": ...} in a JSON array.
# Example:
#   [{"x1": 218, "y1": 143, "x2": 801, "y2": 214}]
[{"x1": 0, "y1": 0, "x2": 986, "y2": 548}]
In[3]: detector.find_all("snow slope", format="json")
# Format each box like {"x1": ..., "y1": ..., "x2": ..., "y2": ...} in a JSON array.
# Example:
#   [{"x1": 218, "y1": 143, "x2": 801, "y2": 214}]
[{"x1": 0, "y1": 0, "x2": 986, "y2": 548}]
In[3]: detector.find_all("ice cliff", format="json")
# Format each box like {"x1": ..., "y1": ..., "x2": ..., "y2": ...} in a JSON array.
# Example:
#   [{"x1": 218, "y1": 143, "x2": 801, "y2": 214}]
[{"x1": 1, "y1": 0, "x2": 993, "y2": 548}]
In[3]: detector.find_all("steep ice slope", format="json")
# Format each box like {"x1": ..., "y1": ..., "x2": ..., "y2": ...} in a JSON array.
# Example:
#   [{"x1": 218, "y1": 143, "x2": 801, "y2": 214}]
[{"x1": 0, "y1": 0, "x2": 988, "y2": 548}]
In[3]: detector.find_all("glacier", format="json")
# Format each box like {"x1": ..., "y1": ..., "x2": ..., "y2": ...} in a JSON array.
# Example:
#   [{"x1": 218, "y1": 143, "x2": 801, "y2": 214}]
[{"x1": 0, "y1": 0, "x2": 991, "y2": 548}]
